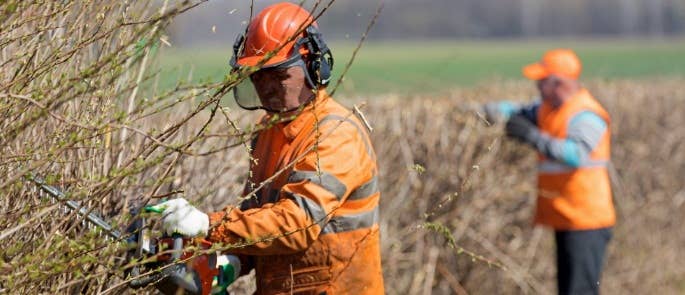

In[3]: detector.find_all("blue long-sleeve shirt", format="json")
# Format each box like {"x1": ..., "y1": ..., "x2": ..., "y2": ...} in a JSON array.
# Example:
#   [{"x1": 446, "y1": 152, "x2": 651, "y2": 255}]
[{"x1": 496, "y1": 101, "x2": 607, "y2": 167}]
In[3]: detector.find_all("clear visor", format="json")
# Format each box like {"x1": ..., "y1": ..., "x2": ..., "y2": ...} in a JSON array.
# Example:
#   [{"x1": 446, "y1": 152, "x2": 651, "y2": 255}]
[
  {"x1": 233, "y1": 77, "x2": 262, "y2": 111},
  {"x1": 232, "y1": 56, "x2": 316, "y2": 113}
]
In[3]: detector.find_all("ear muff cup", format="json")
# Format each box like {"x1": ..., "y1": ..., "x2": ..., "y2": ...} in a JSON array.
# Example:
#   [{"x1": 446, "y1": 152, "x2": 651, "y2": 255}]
[
  {"x1": 315, "y1": 55, "x2": 332, "y2": 86},
  {"x1": 303, "y1": 26, "x2": 334, "y2": 88},
  {"x1": 306, "y1": 58, "x2": 331, "y2": 87}
]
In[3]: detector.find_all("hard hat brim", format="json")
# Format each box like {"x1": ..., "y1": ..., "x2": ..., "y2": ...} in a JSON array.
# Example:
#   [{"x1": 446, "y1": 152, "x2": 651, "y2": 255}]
[
  {"x1": 522, "y1": 63, "x2": 549, "y2": 81},
  {"x1": 236, "y1": 54, "x2": 290, "y2": 68}
]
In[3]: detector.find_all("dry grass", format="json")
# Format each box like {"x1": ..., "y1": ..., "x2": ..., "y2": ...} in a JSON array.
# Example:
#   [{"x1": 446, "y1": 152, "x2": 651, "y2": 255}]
[{"x1": 367, "y1": 78, "x2": 685, "y2": 294}]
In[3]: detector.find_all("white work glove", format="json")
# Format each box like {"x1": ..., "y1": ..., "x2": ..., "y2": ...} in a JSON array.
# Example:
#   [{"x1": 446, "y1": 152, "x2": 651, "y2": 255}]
[{"x1": 150, "y1": 198, "x2": 209, "y2": 237}]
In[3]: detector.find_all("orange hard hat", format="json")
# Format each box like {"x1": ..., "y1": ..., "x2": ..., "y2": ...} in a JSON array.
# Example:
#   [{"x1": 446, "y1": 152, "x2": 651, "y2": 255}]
[
  {"x1": 234, "y1": 2, "x2": 316, "y2": 67},
  {"x1": 522, "y1": 49, "x2": 582, "y2": 80}
]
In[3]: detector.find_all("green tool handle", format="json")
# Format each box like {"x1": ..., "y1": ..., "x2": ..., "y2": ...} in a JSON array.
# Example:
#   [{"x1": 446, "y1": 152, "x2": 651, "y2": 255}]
[{"x1": 144, "y1": 205, "x2": 165, "y2": 214}]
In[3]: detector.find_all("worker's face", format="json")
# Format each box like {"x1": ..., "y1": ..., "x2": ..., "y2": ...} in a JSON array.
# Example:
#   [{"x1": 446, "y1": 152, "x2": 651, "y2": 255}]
[
  {"x1": 250, "y1": 66, "x2": 312, "y2": 113},
  {"x1": 536, "y1": 76, "x2": 563, "y2": 108}
]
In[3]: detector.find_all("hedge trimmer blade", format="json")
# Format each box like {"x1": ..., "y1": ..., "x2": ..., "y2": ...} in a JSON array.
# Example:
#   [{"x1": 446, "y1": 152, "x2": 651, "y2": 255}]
[{"x1": 28, "y1": 175, "x2": 122, "y2": 240}]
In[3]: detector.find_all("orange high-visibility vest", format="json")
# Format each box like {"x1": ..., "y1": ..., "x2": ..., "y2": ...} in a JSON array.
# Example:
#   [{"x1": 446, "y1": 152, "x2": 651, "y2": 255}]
[
  {"x1": 535, "y1": 89, "x2": 616, "y2": 230},
  {"x1": 207, "y1": 90, "x2": 384, "y2": 294}
]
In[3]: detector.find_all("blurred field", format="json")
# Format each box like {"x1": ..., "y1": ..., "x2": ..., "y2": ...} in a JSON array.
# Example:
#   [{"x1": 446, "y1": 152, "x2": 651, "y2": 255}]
[{"x1": 158, "y1": 38, "x2": 685, "y2": 95}]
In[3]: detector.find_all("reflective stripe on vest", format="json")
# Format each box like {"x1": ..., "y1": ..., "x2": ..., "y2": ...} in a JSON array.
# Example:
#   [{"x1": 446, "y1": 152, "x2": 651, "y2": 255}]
[
  {"x1": 538, "y1": 159, "x2": 608, "y2": 174},
  {"x1": 288, "y1": 170, "x2": 347, "y2": 200},
  {"x1": 347, "y1": 175, "x2": 379, "y2": 201},
  {"x1": 287, "y1": 171, "x2": 379, "y2": 202},
  {"x1": 287, "y1": 192, "x2": 329, "y2": 227},
  {"x1": 287, "y1": 190, "x2": 379, "y2": 234},
  {"x1": 321, "y1": 206, "x2": 379, "y2": 234}
]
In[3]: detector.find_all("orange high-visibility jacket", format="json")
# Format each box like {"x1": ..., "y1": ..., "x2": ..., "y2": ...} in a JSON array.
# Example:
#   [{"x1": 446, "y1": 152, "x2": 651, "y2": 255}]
[
  {"x1": 535, "y1": 89, "x2": 616, "y2": 230},
  {"x1": 207, "y1": 91, "x2": 384, "y2": 294}
]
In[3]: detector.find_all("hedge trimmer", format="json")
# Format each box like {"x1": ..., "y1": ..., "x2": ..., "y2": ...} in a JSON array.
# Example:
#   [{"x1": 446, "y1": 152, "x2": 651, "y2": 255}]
[{"x1": 27, "y1": 175, "x2": 239, "y2": 295}]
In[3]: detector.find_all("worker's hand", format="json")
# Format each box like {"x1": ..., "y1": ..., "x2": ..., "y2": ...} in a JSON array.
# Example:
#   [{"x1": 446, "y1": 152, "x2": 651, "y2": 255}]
[
  {"x1": 483, "y1": 102, "x2": 504, "y2": 124},
  {"x1": 149, "y1": 198, "x2": 209, "y2": 237},
  {"x1": 506, "y1": 114, "x2": 540, "y2": 144}
]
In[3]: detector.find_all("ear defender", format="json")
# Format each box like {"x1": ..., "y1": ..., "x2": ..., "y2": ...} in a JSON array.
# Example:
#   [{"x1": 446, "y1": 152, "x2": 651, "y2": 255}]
[
  {"x1": 304, "y1": 26, "x2": 334, "y2": 88},
  {"x1": 229, "y1": 34, "x2": 245, "y2": 68}
]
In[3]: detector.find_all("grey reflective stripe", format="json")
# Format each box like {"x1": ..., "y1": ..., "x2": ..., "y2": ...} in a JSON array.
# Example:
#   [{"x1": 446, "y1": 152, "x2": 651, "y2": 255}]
[
  {"x1": 538, "y1": 159, "x2": 608, "y2": 173},
  {"x1": 287, "y1": 192, "x2": 328, "y2": 227},
  {"x1": 347, "y1": 175, "x2": 379, "y2": 201},
  {"x1": 317, "y1": 114, "x2": 373, "y2": 158},
  {"x1": 288, "y1": 170, "x2": 347, "y2": 200},
  {"x1": 321, "y1": 206, "x2": 379, "y2": 234}
]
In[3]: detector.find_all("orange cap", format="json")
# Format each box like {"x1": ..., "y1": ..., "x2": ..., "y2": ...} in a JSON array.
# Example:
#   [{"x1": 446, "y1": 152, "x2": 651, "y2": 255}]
[
  {"x1": 237, "y1": 2, "x2": 315, "y2": 67},
  {"x1": 522, "y1": 49, "x2": 582, "y2": 80}
]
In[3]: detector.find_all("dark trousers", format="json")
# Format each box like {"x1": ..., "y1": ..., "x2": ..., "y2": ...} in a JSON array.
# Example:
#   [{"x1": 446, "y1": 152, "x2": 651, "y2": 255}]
[{"x1": 555, "y1": 227, "x2": 612, "y2": 295}]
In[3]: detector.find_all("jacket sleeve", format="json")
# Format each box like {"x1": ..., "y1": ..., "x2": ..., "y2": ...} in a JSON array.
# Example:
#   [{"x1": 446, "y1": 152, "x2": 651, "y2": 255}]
[
  {"x1": 486, "y1": 100, "x2": 540, "y2": 123},
  {"x1": 530, "y1": 111, "x2": 607, "y2": 167},
  {"x1": 206, "y1": 120, "x2": 369, "y2": 255}
]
